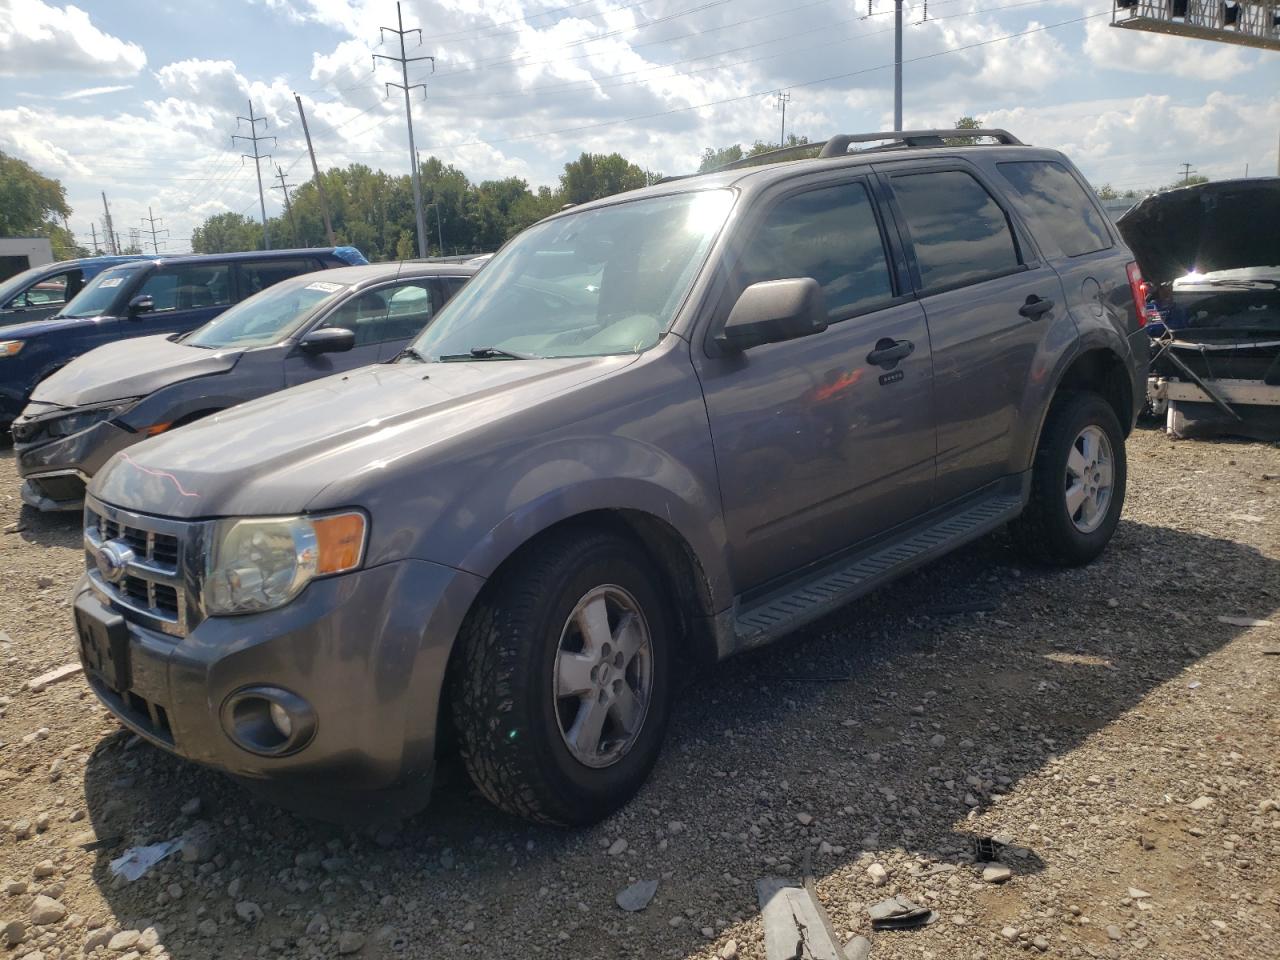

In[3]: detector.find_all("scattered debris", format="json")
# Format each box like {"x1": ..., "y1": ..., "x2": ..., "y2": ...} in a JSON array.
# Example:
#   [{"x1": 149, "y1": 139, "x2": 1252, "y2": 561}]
[
  {"x1": 26, "y1": 662, "x2": 82, "y2": 692},
  {"x1": 867, "y1": 895, "x2": 934, "y2": 930},
  {"x1": 615, "y1": 879, "x2": 658, "y2": 912},
  {"x1": 866, "y1": 862, "x2": 888, "y2": 886},
  {"x1": 1216, "y1": 615, "x2": 1273, "y2": 628},
  {"x1": 972, "y1": 835, "x2": 1010, "y2": 861},
  {"x1": 757, "y1": 877, "x2": 843, "y2": 960},
  {"x1": 1188, "y1": 796, "x2": 1215, "y2": 811},
  {"x1": 109, "y1": 839, "x2": 181, "y2": 882},
  {"x1": 981, "y1": 863, "x2": 1013, "y2": 884}
]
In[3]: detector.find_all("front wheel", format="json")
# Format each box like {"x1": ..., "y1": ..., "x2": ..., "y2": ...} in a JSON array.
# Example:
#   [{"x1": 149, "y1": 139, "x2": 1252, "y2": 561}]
[
  {"x1": 449, "y1": 530, "x2": 673, "y2": 825},
  {"x1": 1011, "y1": 391, "x2": 1126, "y2": 566}
]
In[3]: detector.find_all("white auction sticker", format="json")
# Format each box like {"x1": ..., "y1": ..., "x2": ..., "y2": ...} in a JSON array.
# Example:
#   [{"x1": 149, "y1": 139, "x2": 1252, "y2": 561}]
[
  {"x1": 305, "y1": 281, "x2": 344, "y2": 293},
  {"x1": 98, "y1": 277, "x2": 124, "y2": 288}
]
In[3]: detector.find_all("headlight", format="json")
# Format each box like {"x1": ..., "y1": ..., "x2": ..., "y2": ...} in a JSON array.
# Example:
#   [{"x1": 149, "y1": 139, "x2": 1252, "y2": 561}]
[
  {"x1": 42, "y1": 400, "x2": 138, "y2": 439},
  {"x1": 204, "y1": 512, "x2": 367, "y2": 616},
  {"x1": 0, "y1": 340, "x2": 25, "y2": 357}
]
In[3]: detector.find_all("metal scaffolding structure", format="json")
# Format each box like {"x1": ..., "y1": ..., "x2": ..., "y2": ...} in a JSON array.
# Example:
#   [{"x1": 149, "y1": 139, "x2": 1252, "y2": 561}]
[{"x1": 1111, "y1": 0, "x2": 1280, "y2": 50}]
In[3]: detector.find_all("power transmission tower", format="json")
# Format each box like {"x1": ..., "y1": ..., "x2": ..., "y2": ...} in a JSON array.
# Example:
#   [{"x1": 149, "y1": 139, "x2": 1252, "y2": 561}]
[
  {"x1": 141, "y1": 206, "x2": 169, "y2": 254},
  {"x1": 376, "y1": 2, "x2": 434, "y2": 259},
  {"x1": 272, "y1": 165, "x2": 301, "y2": 248},
  {"x1": 233, "y1": 102, "x2": 276, "y2": 250},
  {"x1": 775, "y1": 90, "x2": 791, "y2": 147},
  {"x1": 128, "y1": 228, "x2": 142, "y2": 253},
  {"x1": 294, "y1": 93, "x2": 336, "y2": 246},
  {"x1": 101, "y1": 192, "x2": 118, "y2": 255},
  {"x1": 1180, "y1": 162, "x2": 1196, "y2": 185}
]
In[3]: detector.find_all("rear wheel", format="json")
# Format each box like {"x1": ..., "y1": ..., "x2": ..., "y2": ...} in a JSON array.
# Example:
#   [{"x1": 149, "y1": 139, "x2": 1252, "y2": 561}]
[
  {"x1": 449, "y1": 530, "x2": 673, "y2": 825},
  {"x1": 1012, "y1": 391, "x2": 1126, "y2": 566}
]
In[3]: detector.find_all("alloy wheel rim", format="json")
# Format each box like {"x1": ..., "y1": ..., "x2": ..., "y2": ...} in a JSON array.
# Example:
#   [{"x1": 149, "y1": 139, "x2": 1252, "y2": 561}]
[
  {"x1": 1064, "y1": 424, "x2": 1114, "y2": 534},
  {"x1": 553, "y1": 584, "x2": 653, "y2": 769}
]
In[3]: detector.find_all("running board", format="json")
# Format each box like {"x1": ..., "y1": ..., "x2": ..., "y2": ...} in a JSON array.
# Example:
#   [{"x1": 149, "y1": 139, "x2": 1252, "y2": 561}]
[{"x1": 731, "y1": 492, "x2": 1024, "y2": 652}]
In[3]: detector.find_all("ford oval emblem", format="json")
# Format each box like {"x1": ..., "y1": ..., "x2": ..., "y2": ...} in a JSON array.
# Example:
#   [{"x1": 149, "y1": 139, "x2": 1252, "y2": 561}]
[{"x1": 95, "y1": 540, "x2": 135, "y2": 585}]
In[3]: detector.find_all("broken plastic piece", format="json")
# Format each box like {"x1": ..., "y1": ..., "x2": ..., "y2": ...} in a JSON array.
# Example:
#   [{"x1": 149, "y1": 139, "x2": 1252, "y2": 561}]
[
  {"x1": 867, "y1": 895, "x2": 934, "y2": 930},
  {"x1": 109, "y1": 839, "x2": 181, "y2": 881}
]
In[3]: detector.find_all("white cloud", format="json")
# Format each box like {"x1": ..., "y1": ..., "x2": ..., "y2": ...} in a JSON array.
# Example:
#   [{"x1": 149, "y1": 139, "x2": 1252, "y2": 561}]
[
  {"x1": 60, "y1": 83, "x2": 132, "y2": 99},
  {"x1": 0, "y1": 0, "x2": 146, "y2": 76},
  {"x1": 1082, "y1": 16, "x2": 1259, "y2": 80}
]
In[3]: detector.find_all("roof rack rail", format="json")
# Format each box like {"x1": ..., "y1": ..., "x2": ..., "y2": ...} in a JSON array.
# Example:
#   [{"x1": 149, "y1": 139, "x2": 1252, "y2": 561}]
[{"x1": 709, "y1": 128, "x2": 1023, "y2": 173}]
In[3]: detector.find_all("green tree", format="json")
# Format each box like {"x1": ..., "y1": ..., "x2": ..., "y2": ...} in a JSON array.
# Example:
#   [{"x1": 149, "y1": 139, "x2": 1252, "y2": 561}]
[
  {"x1": 191, "y1": 212, "x2": 263, "y2": 253},
  {"x1": 698, "y1": 135, "x2": 812, "y2": 173},
  {"x1": 0, "y1": 150, "x2": 84, "y2": 259},
  {"x1": 1095, "y1": 183, "x2": 1119, "y2": 200},
  {"x1": 559, "y1": 153, "x2": 651, "y2": 205},
  {"x1": 944, "y1": 116, "x2": 983, "y2": 146}
]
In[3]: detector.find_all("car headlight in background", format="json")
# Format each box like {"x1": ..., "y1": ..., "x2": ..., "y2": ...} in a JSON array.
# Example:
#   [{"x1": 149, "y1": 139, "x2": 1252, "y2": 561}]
[
  {"x1": 203, "y1": 512, "x2": 367, "y2": 615},
  {"x1": 0, "y1": 340, "x2": 25, "y2": 357}
]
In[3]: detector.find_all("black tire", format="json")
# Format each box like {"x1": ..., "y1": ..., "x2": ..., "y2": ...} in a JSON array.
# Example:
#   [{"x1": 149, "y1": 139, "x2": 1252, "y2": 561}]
[
  {"x1": 1011, "y1": 391, "x2": 1126, "y2": 566},
  {"x1": 449, "y1": 529, "x2": 673, "y2": 825}
]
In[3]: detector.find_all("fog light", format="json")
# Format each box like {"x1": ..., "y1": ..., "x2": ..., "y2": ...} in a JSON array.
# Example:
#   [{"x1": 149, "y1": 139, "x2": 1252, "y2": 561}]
[
  {"x1": 269, "y1": 701, "x2": 293, "y2": 738},
  {"x1": 221, "y1": 686, "x2": 316, "y2": 757}
]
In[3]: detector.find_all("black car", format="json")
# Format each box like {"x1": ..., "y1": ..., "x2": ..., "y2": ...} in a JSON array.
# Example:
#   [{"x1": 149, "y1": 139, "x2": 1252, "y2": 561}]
[
  {"x1": 0, "y1": 247, "x2": 368, "y2": 431},
  {"x1": 14, "y1": 261, "x2": 474, "y2": 510}
]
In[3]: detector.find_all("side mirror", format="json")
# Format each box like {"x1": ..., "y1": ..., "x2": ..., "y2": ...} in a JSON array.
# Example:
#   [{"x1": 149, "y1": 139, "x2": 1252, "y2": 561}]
[
  {"x1": 127, "y1": 295, "x2": 154, "y2": 317},
  {"x1": 299, "y1": 327, "x2": 356, "y2": 355},
  {"x1": 717, "y1": 278, "x2": 828, "y2": 352}
]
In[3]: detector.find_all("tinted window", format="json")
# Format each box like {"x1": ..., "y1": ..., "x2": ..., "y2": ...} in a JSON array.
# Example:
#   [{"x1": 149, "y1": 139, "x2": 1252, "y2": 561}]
[
  {"x1": 321, "y1": 286, "x2": 428, "y2": 346},
  {"x1": 998, "y1": 161, "x2": 1111, "y2": 258},
  {"x1": 59, "y1": 263, "x2": 151, "y2": 318},
  {"x1": 237, "y1": 259, "x2": 320, "y2": 299},
  {"x1": 17, "y1": 270, "x2": 80, "y2": 307},
  {"x1": 892, "y1": 171, "x2": 1021, "y2": 292},
  {"x1": 138, "y1": 264, "x2": 233, "y2": 312},
  {"x1": 735, "y1": 181, "x2": 893, "y2": 318}
]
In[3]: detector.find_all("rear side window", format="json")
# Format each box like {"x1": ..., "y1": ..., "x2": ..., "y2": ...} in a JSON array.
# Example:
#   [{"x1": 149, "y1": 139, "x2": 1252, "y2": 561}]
[
  {"x1": 891, "y1": 170, "x2": 1021, "y2": 292},
  {"x1": 735, "y1": 181, "x2": 894, "y2": 319},
  {"x1": 998, "y1": 161, "x2": 1112, "y2": 258},
  {"x1": 138, "y1": 264, "x2": 233, "y2": 312},
  {"x1": 237, "y1": 258, "x2": 321, "y2": 299}
]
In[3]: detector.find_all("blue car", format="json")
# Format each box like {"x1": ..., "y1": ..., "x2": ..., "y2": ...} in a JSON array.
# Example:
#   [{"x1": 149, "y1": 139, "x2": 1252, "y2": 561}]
[
  {"x1": 0, "y1": 247, "x2": 367, "y2": 429},
  {"x1": 0, "y1": 256, "x2": 156, "y2": 327}
]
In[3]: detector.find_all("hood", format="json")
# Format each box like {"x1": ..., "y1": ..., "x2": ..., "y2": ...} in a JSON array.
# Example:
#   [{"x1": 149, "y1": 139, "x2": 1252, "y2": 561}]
[
  {"x1": 90, "y1": 355, "x2": 633, "y2": 518},
  {"x1": 0, "y1": 313, "x2": 116, "y2": 342},
  {"x1": 29, "y1": 334, "x2": 241, "y2": 407},
  {"x1": 1117, "y1": 178, "x2": 1280, "y2": 285}
]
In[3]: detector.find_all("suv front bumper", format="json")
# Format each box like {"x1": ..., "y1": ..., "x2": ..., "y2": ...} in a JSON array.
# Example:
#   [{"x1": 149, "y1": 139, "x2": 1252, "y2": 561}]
[{"x1": 73, "y1": 557, "x2": 485, "y2": 820}]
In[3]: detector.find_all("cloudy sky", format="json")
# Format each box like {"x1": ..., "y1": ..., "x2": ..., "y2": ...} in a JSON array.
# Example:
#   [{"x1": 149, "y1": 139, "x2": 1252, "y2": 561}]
[{"x1": 1, "y1": 0, "x2": 1277, "y2": 253}]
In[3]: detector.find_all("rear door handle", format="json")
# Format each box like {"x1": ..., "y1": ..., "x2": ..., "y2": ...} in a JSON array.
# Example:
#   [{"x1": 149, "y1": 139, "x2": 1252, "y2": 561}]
[
  {"x1": 866, "y1": 338, "x2": 914, "y2": 368},
  {"x1": 1019, "y1": 295, "x2": 1055, "y2": 320}
]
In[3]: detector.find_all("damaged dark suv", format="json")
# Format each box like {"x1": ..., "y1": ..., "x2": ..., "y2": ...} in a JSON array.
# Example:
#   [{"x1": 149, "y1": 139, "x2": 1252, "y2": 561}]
[{"x1": 73, "y1": 130, "x2": 1149, "y2": 824}]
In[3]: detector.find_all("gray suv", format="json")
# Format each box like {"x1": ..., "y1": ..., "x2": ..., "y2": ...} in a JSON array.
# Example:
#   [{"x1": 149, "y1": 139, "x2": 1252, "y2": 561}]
[{"x1": 72, "y1": 130, "x2": 1149, "y2": 825}]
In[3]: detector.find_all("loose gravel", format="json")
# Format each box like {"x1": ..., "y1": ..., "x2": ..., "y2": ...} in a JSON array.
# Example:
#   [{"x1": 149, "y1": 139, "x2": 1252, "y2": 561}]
[{"x1": 0, "y1": 426, "x2": 1277, "y2": 960}]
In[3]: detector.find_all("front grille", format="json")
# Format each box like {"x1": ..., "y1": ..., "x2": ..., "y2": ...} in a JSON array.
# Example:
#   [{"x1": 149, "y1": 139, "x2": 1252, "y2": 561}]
[
  {"x1": 84, "y1": 671, "x2": 174, "y2": 746},
  {"x1": 85, "y1": 498, "x2": 196, "y2": 638}
]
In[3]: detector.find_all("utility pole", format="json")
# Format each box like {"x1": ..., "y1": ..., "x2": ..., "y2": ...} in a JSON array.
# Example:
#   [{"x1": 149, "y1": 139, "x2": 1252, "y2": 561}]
[
  {"x1": 775, "y1": 90, "x2": 791, "y2": 147},
  {"x1": 101, "y1": 192, "x2": 118, "y2": 255},
  {"x1": 90, "y1": 223, "x2": 100, "y2": 255},
  {"x1": 294, "y1": 93, "x2": 336, "y2": 246},
  {"x1": 894, "y1": 0, "x2": 904, "y2": 130},
  {"x1": 232, "y1": 101, "x2": 276, "y2": 250},
  {"x1": 141, "y1": 206, "x2": 168, "y2": 254},
  {"x1": 1180, "y1": 162, "x2": 1195, "y2": 185},
  {"x1": 376, "y1": 2, "x2": 434, "y2": 259},
  {"x1": 272, "y1": 165, "x2": 301, "y2": 248}
]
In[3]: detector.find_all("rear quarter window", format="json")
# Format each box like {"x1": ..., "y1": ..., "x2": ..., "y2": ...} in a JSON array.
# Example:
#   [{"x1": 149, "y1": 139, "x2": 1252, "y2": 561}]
[{"x1": 997, "y1": 160, "x2": 1112, "y2": 258}]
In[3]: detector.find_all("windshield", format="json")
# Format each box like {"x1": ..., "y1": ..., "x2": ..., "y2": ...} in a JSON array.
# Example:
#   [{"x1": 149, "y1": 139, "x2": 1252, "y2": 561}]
[
  {"x1": 59, "y1": 263, "x2": 150, "y2": 318},
  {"x1": 0, "y1": 266, "x2": 52, "y2": 308},
  {"x1": 408, "y1": 189, "x2": 734, "y2": 361},
  {"x1": 186, "y1": 277, "x2": 349, "y2": 349}
]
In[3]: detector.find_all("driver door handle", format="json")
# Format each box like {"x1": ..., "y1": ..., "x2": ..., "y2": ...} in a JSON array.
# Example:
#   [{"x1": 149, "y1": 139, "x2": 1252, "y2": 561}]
[
  {"x1": 1019, "y1": 295, "x2": 1055, "y2": 320},
  {"x1": 866, "y1": 338, "x2": 914, "y2": 368}
]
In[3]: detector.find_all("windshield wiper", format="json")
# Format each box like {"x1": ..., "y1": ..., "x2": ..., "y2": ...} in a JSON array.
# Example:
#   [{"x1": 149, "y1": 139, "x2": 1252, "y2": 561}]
[
  {"x1": 439, "y1": 345, "x2": 538, "y2": 361},
  {"x1": 394, "y1": 346, "x2": 430, "y2": 363}
]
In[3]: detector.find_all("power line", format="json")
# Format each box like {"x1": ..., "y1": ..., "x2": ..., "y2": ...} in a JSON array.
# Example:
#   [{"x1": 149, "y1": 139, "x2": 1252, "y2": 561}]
[
  {"x1": 141, "y1": 206, "x2": 169, "y2": 254},
  {"x1": 232, "y1": 101, "x2": 277, "y2": 249},
  {"x1": 272, "y1": 165, "x2": 302, "y2": 248},
  {"x1": 375, "y1": 1, "x2": 435, "y2": 259}
]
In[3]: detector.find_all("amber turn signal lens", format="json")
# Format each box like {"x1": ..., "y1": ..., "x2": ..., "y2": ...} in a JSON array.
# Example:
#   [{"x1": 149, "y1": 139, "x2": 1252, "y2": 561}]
[
  {"x1": 312, "y1": 512, "x2": 366, "y2": 575},
  {"x1": 143, "y1": 422, "x2": 173, "y2": 436}
]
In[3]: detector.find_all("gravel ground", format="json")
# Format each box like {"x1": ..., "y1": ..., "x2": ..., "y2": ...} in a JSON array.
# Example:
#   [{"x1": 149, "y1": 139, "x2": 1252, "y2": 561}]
[{"x1": 0, "y1": 425, "x2": 1277, "y2": 960}]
